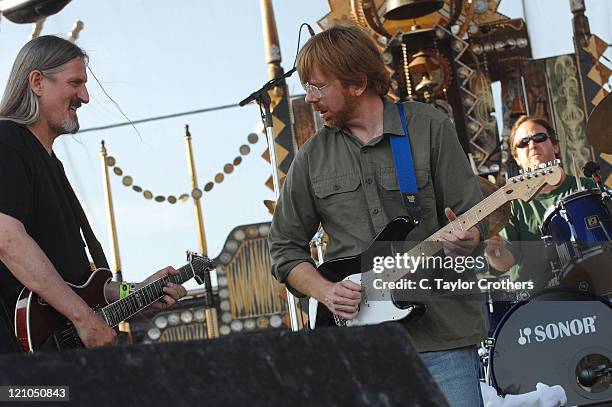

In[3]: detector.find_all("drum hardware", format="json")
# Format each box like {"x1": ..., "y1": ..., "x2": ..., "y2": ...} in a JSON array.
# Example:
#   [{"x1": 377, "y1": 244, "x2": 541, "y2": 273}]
[
  {"x1": 578, "y1": 363, "x2": 612, "y2": 388},
  {"x1": 478, "y1": 344, "x2": 491, "y2": 385},
  {"x1": 558, "y1": 206, "x2": 579, "y2": 244},
  {"x1": 516, "y1": 290, "x2": 531, "y2": 300},
  {"x1": 479, "y1": 338, "x2": 496, "y2": 386}
]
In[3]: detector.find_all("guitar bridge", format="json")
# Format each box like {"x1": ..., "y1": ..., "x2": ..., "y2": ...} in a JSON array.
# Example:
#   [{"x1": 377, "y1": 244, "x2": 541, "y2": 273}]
[{"x1": 333, "y1": 315, "x2": 348, "y2": 327}]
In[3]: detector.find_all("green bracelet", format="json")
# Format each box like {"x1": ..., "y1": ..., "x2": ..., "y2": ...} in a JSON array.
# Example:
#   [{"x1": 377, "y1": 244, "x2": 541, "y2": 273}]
[{"x1": 119, "y1": 282, "x2": 130, "y2": 299}]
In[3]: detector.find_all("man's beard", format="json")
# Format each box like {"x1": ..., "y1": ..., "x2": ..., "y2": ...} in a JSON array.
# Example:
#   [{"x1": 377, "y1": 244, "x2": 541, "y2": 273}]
[
  {"x1": 61, "y1": 115, "x2": 80, "y2": 134},
  {"x1": 322, "y1": 91, "x2": 358, "y2": 127}
]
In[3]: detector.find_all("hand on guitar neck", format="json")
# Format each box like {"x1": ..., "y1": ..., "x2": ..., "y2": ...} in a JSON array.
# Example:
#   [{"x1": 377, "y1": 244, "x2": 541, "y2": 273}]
[
  {"x1": 139, "y1": 266, "x2": 188, "y2": 310},
  {"x1": 71, "y1": 266, "x2": 188, "y2": 349},
  {"x1": 104, "y1": 266, "x2": 188, "y2": 311},
  {"x1": 439, "y1": 208, "x2": 481, "y2": 257}
]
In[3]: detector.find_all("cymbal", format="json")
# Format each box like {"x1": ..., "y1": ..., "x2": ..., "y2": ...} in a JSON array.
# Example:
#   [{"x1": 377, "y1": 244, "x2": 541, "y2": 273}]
[
  {"x1": 477, "y1": 176, "x2": 511, "y2": 239},
  {"x1": 586, "y1": 91, "x2": 612, "y2": 153}
]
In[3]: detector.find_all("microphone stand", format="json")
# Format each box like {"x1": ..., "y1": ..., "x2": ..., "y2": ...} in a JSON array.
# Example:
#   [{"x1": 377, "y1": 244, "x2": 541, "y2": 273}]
[{"x1": 239, "y1": 68, "x2": 305, "y2": 332}]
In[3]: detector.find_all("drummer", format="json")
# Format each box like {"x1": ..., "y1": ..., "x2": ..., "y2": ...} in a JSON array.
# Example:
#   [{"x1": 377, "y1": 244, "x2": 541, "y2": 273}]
[{"x1": 485, "y1": 115, "x2": 595, "y2": 290}]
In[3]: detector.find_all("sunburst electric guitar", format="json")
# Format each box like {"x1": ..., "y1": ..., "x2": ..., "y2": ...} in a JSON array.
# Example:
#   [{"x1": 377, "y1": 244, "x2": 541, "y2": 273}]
[{"x1": 14, "y1": 251, "x2": 214, "y2": 352}]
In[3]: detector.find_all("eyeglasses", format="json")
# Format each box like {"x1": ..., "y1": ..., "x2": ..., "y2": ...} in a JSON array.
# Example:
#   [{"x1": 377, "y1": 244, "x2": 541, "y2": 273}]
[
  {"x1": 514, "y1": 133, "x2": 551, "y2": 149},
  {"x1": 302, "y1": 82, "x2": 329, "y2": 99}
]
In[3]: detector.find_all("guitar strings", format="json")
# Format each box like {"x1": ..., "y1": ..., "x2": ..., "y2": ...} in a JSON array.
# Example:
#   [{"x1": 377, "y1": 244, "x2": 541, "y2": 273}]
[{"x1": 358, "y1": 187, "x2": 508, "y2": 287}]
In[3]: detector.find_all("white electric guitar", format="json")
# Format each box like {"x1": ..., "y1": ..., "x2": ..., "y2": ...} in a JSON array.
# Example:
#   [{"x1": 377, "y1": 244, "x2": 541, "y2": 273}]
[{"x1": 309, "y1": 162, "x2": 564, "y2": 328}]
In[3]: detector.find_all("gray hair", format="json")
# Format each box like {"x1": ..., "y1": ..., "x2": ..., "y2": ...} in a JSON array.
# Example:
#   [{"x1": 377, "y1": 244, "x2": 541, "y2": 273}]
[{"x1": 0, "y1": 35, "x2": 88, "y2": 125}]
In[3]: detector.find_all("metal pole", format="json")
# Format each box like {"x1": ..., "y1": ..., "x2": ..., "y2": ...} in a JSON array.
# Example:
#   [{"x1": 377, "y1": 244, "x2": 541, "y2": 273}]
[
  {"x1": 262, "y1": 99, "x2": 304, "y2": 332},
  {"x1": 203, "y1": 267, "x2": 220, "y2": 339},
  {"x1": 260, "y1": 0, "x2": 283, "y2": 81},
  {"x1": 309, "y1": 227, "x2": 326, "y2": 329},
  {"x1": 99, "y1": 140, "x2": 123, "y2": 282},
  {"x1": 260, "y1": 0, "x2": 304, "y2": 332},
  {"x1": 183, "y1": 125, "x2": 218, "y2": 337},
  {"x1": 183, "y1": 125, "x2": 208, "y2": 255}
]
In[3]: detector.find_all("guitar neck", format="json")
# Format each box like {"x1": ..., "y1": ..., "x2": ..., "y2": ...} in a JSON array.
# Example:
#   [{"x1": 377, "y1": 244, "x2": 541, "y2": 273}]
[
  {"x1": 389, "y1": 187, "x2": 508, "y2": 283},
  {"x1": 101, "y1": 263, "x2": 194, "y2": 327}
]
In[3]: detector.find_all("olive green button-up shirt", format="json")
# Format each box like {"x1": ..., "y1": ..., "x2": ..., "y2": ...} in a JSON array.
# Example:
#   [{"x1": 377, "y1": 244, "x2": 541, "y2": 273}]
[{"x1": 269, "y1": 98, "x2": 487, "y2": 352}]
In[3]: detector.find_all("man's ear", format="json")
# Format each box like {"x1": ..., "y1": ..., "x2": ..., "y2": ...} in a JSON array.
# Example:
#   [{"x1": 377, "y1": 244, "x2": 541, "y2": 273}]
[
  {"x1": 511, "y1": 148, "x2": 518, "y2": 162},
  {"x1": 553, "y1": 143, "x2": 560, "y2": 156},
  {"x1": 28, "y1": 70, "x2": 44, "y2": 97},
  {"x1": 354, "y1": 74, "x2": 368, "y2": 96}
]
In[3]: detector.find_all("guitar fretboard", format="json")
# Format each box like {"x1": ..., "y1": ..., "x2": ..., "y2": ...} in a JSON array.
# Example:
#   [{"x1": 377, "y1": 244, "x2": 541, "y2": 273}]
[
  {"x1": 101, "y1": 263, "x2": 194, "y2": 327},
  {"x1": 388, "y1": 187, "x2": 509, "y2": 283}
]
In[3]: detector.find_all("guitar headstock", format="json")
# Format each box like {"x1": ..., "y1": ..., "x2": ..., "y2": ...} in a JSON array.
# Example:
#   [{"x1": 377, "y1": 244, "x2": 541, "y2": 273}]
[
  {"x1": 502, "y1": 160, "x2": 564, "y2": 202},
  {"x1": 186, "y1": 251, "x2": 215, "y2": 285}
]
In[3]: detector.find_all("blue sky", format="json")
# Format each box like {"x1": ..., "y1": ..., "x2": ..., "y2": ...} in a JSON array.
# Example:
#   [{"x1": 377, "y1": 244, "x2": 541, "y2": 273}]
[{"x1": 0, "y1": 0, "x2": 609, "y2": 288}]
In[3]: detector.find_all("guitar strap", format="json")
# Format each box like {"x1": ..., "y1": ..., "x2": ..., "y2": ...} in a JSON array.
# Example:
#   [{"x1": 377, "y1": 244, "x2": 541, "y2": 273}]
[
  {"x1": 58, "y1": 161, "x2": 110, "y2": 270},
  {"x1": 390, "y1": 102, "x2": 421, "y2": 223}
]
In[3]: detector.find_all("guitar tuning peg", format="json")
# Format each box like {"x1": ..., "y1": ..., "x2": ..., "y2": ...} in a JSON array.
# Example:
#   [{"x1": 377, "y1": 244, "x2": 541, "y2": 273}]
[
  {"x1": 554, "y1": 159, "x2": 560, "y2": 165},
  {"x1": 546, "y1": 161, "x2": 552, "y2": 167},
  {"x1": 519, "y1": 169, "x2": 524, "y2": 175}
]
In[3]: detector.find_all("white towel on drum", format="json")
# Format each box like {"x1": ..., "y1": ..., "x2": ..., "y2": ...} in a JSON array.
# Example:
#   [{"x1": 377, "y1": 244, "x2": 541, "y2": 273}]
[{"x1": 480, "y1": 382, "x2": 569, "y2": 407}]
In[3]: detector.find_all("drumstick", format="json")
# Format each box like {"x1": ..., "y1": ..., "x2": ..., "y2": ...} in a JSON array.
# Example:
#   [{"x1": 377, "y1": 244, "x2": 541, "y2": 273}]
[{"x1": 572, "y1": 158, "x2": 583, "y2": 190}]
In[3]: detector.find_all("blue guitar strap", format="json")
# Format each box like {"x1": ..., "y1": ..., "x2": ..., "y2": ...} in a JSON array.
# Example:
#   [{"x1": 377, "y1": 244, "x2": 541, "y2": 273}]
[{"x1": 390, "y1": 102, "x2": 421, "y2": 223}]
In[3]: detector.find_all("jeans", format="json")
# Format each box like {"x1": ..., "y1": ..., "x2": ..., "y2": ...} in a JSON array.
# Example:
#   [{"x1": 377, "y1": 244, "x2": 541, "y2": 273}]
[{"x1": 420, "y1": 346, "x2": 484, "y2": 407}]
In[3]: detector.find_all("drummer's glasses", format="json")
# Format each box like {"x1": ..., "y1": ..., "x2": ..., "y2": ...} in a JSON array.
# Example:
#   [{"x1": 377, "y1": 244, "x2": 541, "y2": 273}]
[
  {"x1": 515, "y1": 133, "x2": 551, "y2": 149},
  {"x1": 302, "y1": 82, "x2": 329, "y2": 99}
]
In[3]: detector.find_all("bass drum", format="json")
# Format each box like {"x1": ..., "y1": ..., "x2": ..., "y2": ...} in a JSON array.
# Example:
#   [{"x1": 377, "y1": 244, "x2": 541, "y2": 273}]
[{"x1": 489, "y1": 290, "x2": 612, "y2": 406}]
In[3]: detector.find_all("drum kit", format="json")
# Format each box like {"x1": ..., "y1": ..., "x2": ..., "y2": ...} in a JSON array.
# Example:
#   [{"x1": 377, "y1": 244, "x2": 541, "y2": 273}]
[{"x1": 479, "y1": 94, "x2": 612, "y2": 406}]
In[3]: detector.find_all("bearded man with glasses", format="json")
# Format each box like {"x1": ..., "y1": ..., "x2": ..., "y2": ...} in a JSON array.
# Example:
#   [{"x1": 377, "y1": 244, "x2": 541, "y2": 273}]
[
  {"x1": 485, "y1": 115, "x2": 595, "y2": 289},
  {"x1": 269, "y1": 23, "x2": 489, "y2": 406}
]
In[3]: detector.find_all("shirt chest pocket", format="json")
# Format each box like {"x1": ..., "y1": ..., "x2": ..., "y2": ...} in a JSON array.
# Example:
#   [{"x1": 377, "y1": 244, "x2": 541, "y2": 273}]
[
  {"x1": 378, "y1": 167, "x2": 436, "y2": 218},
  {"x1": 378, "y1": 167, "x2": 430, "y2": 191},
  {"x1": 312, "y1": 173, "x2": 362, "y2": 216}
]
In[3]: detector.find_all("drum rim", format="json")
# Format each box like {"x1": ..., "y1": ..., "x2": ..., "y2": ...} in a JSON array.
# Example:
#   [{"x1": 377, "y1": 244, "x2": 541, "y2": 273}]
[
  {"x1": 488, "y1": 287, "x2": 612, "y2": 395},
  {"x1": 541, "y1": 188, "x2": 605, "y2": 228}
]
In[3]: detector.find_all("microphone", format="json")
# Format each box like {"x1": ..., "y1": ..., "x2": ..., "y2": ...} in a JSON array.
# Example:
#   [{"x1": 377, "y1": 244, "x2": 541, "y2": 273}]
[
  {"x1": 582, "y1": 160, "x2": 606, "y2": 192},
  {"x1": 583, "y1": 161, "x2": 600, "y2": 178},
  {"x1": 578, "y1": 367, "x2": 599, "y2": 387},
  {"x1": 305, "y1": 23, "x2": 316, "y2": 37},
  {"x1": 578, "y1": 364, "x2": 611, "y2": 387}
]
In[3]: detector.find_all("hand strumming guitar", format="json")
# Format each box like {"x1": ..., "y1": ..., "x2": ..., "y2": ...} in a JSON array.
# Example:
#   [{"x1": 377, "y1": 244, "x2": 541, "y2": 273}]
[
  {"x1": 319, "y1": 279, "x2": 362, "y2": 320},
  {"x1": 72, "y1": 309, "x2": 117, "y2": 348}
]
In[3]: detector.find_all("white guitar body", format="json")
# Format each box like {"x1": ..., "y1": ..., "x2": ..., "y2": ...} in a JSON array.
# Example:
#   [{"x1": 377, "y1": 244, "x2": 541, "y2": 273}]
[{"x1": 308, "y1": 271, "x2": 414, "y2": 328}]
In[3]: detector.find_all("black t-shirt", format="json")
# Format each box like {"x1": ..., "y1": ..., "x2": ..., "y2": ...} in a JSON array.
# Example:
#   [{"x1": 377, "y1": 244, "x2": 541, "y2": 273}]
[{"x1": 0, "y1": 120, "x2": 91, "y2": 311}]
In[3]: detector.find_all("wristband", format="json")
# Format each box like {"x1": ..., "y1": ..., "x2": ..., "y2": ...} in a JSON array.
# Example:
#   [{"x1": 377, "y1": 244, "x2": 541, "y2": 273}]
[{"x1": 119, "y1": 282, "x2": 130, "y2": 299}]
